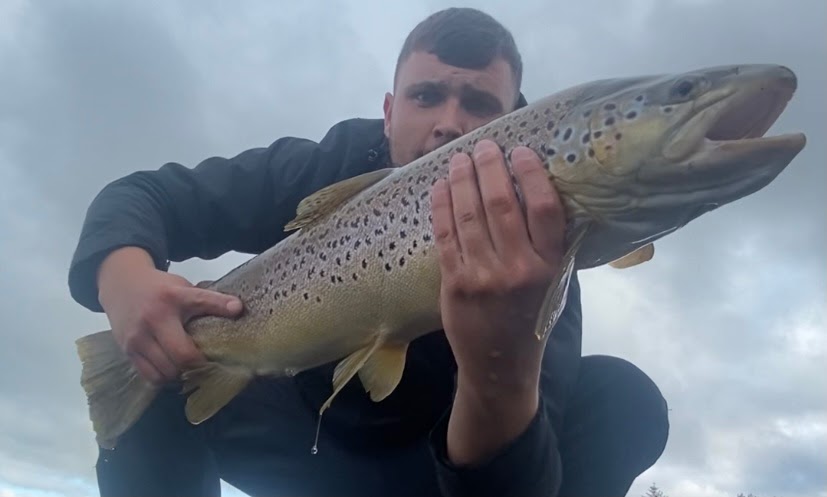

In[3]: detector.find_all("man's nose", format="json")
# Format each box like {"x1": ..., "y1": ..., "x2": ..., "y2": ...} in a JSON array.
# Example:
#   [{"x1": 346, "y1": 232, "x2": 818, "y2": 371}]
[{"x1": 432, "y1": 101, "x2": 465, "y2": 144}]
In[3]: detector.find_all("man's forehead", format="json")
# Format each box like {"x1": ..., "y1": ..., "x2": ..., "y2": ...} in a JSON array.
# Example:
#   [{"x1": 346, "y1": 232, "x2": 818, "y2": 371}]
[{"x1": 396, "y1": 51, "x2": 515, "y2": 95}]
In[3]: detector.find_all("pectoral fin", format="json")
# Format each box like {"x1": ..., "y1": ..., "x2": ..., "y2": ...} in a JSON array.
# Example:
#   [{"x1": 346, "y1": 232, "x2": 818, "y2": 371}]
[
  {"x1": 358, "y1": 342, "x2": 409, "y2": 402},
  {"x1": 285, "y1": 168, "x2": 396, "y2": 231},
  {"x1": 181, "y1": 362, "x2": 253, "y2": 425},
  {"x1": 533, "y1": 223, "x2": 590, "y2": 342},
  {"x1": 608, "y1": 243, "x2": 654, "y2": 269}
]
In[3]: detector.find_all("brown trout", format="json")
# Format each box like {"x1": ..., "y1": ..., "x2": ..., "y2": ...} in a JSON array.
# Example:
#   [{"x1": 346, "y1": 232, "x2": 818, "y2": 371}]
[{"x1": 76, "y1": 64, "x2": 806, "y2": 451}]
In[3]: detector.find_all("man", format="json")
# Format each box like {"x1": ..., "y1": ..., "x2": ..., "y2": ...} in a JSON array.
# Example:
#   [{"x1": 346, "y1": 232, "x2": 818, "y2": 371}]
[{"x1": 69, "y1": 7, "x2": 669, "y2": 497}]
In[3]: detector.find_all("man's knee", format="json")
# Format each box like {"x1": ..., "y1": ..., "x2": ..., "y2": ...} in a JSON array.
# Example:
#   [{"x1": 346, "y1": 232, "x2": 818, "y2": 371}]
[{"x1": 582, "y1": 355, "x2": 670, "y2": 467}]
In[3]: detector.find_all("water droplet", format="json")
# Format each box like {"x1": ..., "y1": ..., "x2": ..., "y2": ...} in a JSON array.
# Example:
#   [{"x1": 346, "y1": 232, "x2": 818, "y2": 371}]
[
  {"x1": 284, "y1": 367, "x2": 298, "y2": 377},
  {"x1": 310, "y1": 445, "x2": 318, "y2": 455}
]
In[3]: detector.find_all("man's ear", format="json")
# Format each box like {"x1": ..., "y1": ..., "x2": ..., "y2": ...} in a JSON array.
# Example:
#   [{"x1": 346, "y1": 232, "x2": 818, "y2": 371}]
[{"x1": 383, "y1": 92, "x2": 394, "y2": 137}]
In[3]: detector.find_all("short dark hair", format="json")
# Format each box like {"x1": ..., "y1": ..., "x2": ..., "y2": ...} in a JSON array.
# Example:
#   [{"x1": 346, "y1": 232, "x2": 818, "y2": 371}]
[{"x1": 394, "y1": 8, "x2": 523, "y2": 97}]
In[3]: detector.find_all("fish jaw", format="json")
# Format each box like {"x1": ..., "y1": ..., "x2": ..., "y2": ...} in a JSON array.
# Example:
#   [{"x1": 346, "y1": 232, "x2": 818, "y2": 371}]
[
  {"x1": 633, "y1": 64, "x2": 806, "y2": 222},
  {"x1": 554, "y1": 64, "x2": 806, "y2": 267}
]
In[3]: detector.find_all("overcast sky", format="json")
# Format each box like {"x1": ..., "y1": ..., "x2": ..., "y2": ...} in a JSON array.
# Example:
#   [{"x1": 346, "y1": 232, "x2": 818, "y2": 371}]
[{"x1": 0, "y1": 0, "x2": 824, "y2": 496}]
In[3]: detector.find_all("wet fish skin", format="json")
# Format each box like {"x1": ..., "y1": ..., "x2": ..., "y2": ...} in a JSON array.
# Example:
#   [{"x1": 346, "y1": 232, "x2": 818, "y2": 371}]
[{"x1": 75, "y1": 63, "x2": 806, "y2": 450}]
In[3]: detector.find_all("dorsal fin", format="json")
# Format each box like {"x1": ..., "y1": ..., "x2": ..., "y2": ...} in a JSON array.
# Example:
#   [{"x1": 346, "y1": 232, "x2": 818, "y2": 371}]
[
  {"x1": 284, "y1": 168, "x2": 395, "y2": 231},
  {"x1": 608, "y1": 243, "x2": 655, "y2": 269}
]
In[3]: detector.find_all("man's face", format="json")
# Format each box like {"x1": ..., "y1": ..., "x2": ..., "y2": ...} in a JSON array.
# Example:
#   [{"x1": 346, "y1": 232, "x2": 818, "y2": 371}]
[{"x1": 383, "y1": 51, "x2": 518, "y2": 166}]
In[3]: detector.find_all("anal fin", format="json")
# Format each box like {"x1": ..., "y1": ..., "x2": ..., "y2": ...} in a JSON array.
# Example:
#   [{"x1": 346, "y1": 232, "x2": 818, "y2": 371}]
[
  {"x1": 608, "y1": 243, "x2": 655, "y2": 269},
  {"x1": 533, "y1": 223, "x2": 591, "y2": 342},
  {"x1": 358, "y1": 342, "x2": 409, "y2": 402},
  {"x1": 311, "y1": 336, "x2": 386, "y2": 454},
  {"x1": 284, "y1": 168, "x2": 396, "y2": 231},
  {"x1": 181, "y1": 362, "x2": 254, "y2": 425}
]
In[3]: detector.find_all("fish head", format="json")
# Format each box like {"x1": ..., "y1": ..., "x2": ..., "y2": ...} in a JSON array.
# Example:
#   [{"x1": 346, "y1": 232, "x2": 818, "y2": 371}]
[{"x1": 553, "y1": 64, "x2": 807, "y2": 260}]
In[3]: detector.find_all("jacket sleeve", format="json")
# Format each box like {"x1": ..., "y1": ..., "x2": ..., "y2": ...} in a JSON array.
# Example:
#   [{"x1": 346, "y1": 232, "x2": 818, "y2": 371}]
[
  {"x1": 68, "y1": 120, "x2": 383, "y2": 313},
  {"x1": 428, "y1": 273, "x2": 583, "y2": 497}
]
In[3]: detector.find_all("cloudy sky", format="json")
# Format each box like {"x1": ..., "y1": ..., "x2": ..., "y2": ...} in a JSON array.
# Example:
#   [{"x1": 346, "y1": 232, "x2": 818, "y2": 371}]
[{"x1": 0, "y1": 0, "x2": 824, "y2": 496}]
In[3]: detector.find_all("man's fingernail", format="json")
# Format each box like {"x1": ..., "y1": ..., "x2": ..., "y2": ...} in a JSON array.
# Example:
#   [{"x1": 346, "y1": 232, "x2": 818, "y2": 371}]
[
  {"x1": 227, "y1": 299, "x2": 242, "y2": 312},
  {"x1": 511, "y1": 146, "x2": 534, "y2": 162}
]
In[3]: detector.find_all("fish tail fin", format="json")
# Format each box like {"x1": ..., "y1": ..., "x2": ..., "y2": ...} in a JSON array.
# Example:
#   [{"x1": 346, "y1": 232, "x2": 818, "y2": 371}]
[{"x1": 75, "y1": 330, "x2": 160, "y2": 449}]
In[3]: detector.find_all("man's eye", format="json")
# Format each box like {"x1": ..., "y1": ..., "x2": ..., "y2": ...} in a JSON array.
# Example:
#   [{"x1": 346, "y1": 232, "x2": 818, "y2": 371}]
[{"x1": 414, "y1": 90, "x2": 441, "y2": 106}]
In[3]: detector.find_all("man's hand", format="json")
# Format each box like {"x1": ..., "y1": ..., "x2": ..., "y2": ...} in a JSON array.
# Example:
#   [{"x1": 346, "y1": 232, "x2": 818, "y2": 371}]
[
  {"x1": 430, "y1": 140, "x2": 566, "y2": 465},
  {"x1": 97, "y1": 247, "x2": 244, "y2": 385}
]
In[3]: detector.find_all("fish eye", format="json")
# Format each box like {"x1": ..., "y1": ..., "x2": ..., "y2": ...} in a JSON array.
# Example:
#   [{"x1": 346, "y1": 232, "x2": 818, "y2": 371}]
[
  {"x1": 676, "y1": 80, "x2": 694, "y2": 97},
  {"x1": 667, "y1": 76, "x2": 708, "y2": 103}
]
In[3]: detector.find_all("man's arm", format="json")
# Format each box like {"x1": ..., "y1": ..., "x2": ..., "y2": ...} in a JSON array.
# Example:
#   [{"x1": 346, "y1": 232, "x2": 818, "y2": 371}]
[
  {"x1": 427, "y1": 142, "x2": 583, "y2": 496},
  {"x1": 69, "y1": 119, "x2": 385, "y2": 313},
  {"x1": 428, "y1": 274, "x2": 582, "y2": 497},
  {"x1": 68, "y1": 117, "x2": 387, "y2": 383}
]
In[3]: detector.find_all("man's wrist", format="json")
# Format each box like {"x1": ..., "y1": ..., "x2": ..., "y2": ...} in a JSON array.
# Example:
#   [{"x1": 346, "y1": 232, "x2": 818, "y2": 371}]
[{"x1": 446, "y1": 372, "x2": 540, "y2": 466}]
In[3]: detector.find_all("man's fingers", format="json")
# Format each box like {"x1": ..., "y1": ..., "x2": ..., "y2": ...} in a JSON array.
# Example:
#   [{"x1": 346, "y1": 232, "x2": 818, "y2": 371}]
[
  {"x1": 131, "y1": 353, "x2": 164, "y2": 384},
  {"x1": 154, "y1": 318, "x2": 206, "y2": 370},
  {"x1": 511, "y1": 146, "x2": 566, "y2": 265},
  {"x1": 472, "y1": 140, "x2": 531, "y2": 255},
  {"x1": 448, "y1": 153, "x2": 494, "y2": 262},
  {"x1": 178, "y1": 286, "x2": 243, "y2": 322},
  {"x1": 431, "y1": 178, "x2": 461, "y2": 275},
  {"x1": 137, "y1": 337, "x2": 179, "y2": 381}
]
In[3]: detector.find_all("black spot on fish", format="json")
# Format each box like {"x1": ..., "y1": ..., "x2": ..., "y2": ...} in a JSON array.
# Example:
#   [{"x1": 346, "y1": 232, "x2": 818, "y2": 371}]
[
  {"x1": 582, "y1": 132, "x2": 590, "y2": 144},
  {"x1": 626, "y1": 111, "x2": 637, "y2": 119},
  {"x1": 291, "y1": 283, "x2": 297, "y2": 292},
  {"x1": 583, "y1": 109, "x2": 592, "y2": 117},
  {"x1": 384, "y1": 262, "x2": 392, "y2": 271},
  {"x1": 664, "y1": 106, "x2": 673, "y2": 113},
  {"x1": 400, "y1": 230, "x2": 407, "y2": 238},
  {"x1": 407, "y1": 248, "x2": 414, "y2": 256},
  {"x1": 413, "y1": 218, "x2": 420, "y2": 226},
  {"x1": 588, "y1": 148, "x2": 595, "y2": 158},
  {"x1": 546, "y1": 148, "x2": 556, "y2": 157},
  {"x1": 346, "y1": 251, "x2": 351, "y2": 261},
  {"x1": 423, "y1": 234, "x2": 432, "y2": 242},
  {"x1": 373, "y1": 208, "x2": 381, "y2": 216},
  {"x1": 546, "y1": 121, "x2": 555, "y2": 130},
  {"x1": 316, "y1": 296, "x2": 321, "y2": 303},
  {"x1": 389, "y1": 242, "x2": 396, "y2": 250},
  {"x1": 605, "y1": 117, "x2": 615, "y2": 126},
  {"x1": 335, "y1": 257, "x2": 341, "y2": 266},
  {"x1": 320, "y1": 270, "x2": 326, "y2": 278},
  {"x1": 362, "y1": 259, "x2": 368, "y2": 269},
  {"x1": 378, "y1": 250, "x2": 384, "y2": 258},
  {"x1": 401, "y1": 215, "x2": 408, "y2": 224},
  {"x1": 604, "y1": 103, "x2": 616, "y2": 110},
  {"x1": 352, "y1": 273, "x2": 358, "y2": 280},
  {"x1": 553, "y1": 129, "x2": 560, "y2": 138},
  {"x1": 566, "y1": 153, "x2": 577, "y2": 163},
  {"x1": 636, "y1": 95, "x2": 644, "y2": 102},
  {"x1": 399, "y1": 257, "x2": 405, "y2": 267},
  {"x1": 615, "y1": 133, "x2": 623, "y2": 140},
  {"x1": 330, "y1": 275, "x2": 336, "y2": 284},
  {"x1": 519, "y1": 121, "x2": 527, "y2": 127},
  {"x1": 594, "y1": 131, "x2": 603, "y2": 139},
  {"x1": 303, "y1": 293, "x2": 309, "y2": 300}
]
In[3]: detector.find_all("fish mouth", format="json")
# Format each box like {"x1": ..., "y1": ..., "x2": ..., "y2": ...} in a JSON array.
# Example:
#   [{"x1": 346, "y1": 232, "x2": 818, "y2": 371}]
[{"x1": 652, "y1": 65, "x2": 806, "y2": 203}]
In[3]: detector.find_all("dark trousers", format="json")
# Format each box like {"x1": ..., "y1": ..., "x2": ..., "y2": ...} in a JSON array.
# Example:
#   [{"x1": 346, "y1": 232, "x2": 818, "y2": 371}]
[{"x1": 94, "y1": 355, "x2": 669, "y2": 497}]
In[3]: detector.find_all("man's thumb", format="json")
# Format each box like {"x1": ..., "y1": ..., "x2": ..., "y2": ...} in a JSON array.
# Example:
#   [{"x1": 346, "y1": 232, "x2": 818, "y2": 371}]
[{"x1": 181, "y1": 286, "x2": 244, "y2": 321}]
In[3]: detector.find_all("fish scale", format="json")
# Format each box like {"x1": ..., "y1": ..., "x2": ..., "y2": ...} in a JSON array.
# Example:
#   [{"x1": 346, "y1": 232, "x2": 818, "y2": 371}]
[{"x1": 75, "y1": 63, "x2": 806, "y2": 452}]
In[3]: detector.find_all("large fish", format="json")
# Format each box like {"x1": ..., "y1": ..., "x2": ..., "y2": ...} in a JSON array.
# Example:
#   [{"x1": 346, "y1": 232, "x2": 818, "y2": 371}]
[{"x1": 76, "y1": 64, "x2": 806, "y2": 451}]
